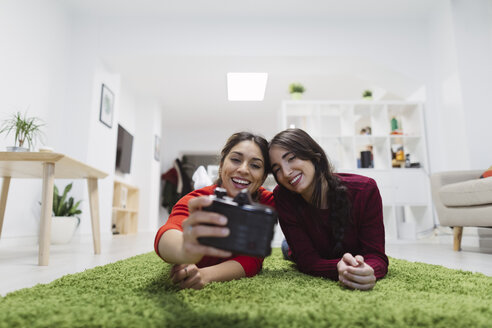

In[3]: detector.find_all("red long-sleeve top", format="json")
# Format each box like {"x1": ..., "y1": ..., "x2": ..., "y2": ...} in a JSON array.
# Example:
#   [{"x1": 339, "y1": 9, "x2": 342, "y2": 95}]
[
  {"x1": 154, "y1": 185, "x2": 275, "y2": 277},
  {"x1": 274, "y1": 173, "x2": 388, "y2": 280}
]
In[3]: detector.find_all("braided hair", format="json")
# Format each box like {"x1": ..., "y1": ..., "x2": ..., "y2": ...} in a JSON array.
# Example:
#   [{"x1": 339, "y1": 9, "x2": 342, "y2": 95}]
[{"x1": 269, "y1": 128, "x2": 351, "y2": 257}]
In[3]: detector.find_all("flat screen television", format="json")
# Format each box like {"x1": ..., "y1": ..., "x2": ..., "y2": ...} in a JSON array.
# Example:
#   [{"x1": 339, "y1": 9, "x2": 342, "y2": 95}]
[{"x1": 115, "y1": 124, "x2": 134, "y2": 174}]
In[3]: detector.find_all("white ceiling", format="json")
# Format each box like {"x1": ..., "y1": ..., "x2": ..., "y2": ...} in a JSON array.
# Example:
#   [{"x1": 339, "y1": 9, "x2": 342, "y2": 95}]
[
  {"x1": 106, "y1": 55, "x2": 420, "y2": 124},
  {"x1": 64, "y1": 0, "x2": 440, "y2": 20},
  {"x1": 61, "y1": 0, "x2": 442, "y2": 128}
]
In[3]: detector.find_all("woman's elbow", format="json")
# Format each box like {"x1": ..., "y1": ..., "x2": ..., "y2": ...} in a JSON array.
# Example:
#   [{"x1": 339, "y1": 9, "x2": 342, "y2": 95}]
[{"x1": 296, "y1": 261, "x2": 316, "y2": 275}]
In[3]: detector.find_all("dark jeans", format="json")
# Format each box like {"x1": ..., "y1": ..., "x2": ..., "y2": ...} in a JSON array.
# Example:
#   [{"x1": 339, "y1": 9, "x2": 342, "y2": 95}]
[{"x1": 281, "y1": 239, "x2": 293, "y2": 261}]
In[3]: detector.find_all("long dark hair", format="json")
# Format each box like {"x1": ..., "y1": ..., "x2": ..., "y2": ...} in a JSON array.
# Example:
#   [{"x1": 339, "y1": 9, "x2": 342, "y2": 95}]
[
  {"x1": 215, "y1": 131, "x2": 270, "y2": 199},
  {"x1": 269, "y1": 128, "x2": 351, "y2": 257}
]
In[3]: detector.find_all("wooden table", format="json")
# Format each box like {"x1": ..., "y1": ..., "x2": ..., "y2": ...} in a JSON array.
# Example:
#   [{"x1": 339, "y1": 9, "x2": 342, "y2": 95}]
[{"x1": 0, "y1": 152, "x2": 108, "y2": 265}]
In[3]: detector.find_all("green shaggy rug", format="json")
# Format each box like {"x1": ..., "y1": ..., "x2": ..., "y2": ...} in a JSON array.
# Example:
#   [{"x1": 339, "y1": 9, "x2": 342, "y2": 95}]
[{"x1": 0, "y1": 249, "x2": 491, "y2": 328}]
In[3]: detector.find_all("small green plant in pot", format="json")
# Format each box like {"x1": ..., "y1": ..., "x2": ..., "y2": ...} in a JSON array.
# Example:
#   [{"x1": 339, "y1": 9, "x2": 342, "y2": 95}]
[
  {"x1": 51, "y1": 183, "x2": 82, "y2": 244},
  {"x1": 362, "y1": 90, "x2": 373, "y2": 100},
  {"x1": 289, "y1": 83, "x2": 305, "y2": 100},
  {"x1": 0, "y1": 111, "x2": 44, "y2": 152}
]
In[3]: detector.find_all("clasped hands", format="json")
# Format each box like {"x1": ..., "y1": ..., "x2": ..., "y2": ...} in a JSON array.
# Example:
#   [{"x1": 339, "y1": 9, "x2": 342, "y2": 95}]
[{"x1": 337, "y1": 253, "x2": 376, "y2": 291}]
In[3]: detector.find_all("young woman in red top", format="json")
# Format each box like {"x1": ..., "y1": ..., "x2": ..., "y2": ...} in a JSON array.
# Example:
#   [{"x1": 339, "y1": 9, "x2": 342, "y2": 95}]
[
  {"x1": 155, "y1": 132, "x2": 274, "y2": 290},
  {"x1": 269, "y1": 129, "x2": 388, "y2": 290}
]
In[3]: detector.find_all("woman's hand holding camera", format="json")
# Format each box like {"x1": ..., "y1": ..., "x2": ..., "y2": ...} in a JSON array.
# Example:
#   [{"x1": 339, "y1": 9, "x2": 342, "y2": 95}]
[
  {"x1": 337, "y1": 253, "x2": 376, "y2": 291},
  {"x1": 181, "y1": 196, "x2": 232, "y2": 263}
]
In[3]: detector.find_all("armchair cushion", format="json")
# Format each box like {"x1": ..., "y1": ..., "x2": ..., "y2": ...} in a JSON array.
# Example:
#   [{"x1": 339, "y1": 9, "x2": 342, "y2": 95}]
[
  {"x1": 439, "y1": 178, "x2": 492, "y2": 207},
  {"x1": 480, "y1": 165, "x2": 492, "y2": 178}
]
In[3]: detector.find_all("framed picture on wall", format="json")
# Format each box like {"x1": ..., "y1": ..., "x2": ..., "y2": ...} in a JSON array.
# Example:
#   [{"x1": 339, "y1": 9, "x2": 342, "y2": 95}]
[
  {"x1": 154, "y1": 135, "x2": 160, "y2": 161},
  {"x1": 99, "y1": 84, "x2": 114, "y2": 128}
]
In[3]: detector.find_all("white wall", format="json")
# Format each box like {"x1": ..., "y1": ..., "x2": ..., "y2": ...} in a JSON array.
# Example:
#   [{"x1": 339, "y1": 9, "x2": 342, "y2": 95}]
[
  {"x1": 70, "y1": 13, "x2": 163, "y2": 235},
  {"x1": 424, "y1": 0, "x2": 492, "y2": 172},
  {"x1": 2, "y1": 0, "x2": 491, "y2": 239},
  {"x1": 83, "y1": 62, "x2": 121, "y2": 236},
  {"x1": 133, "y1": 99, "x2": 162, "y2": 232},
  {"x1": 426, "y1": 1, "x2": 470, "y2": 171},
  {"x1": 0, "y1": 0, "x2": 71, "y2": 237},
  {"x1": 0, "y1": 1, "x2": 162, "y2": 238},
  {"x1": 117, "y1": 83, "x2": 163, "y2": 232},
  {"x1": 451, "y1": 0, "x2": 492, "y2": 170}
]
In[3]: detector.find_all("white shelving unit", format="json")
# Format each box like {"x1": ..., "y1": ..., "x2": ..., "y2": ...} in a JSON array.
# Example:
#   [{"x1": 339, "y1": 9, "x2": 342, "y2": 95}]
[
  {"x1": 112, "y1": 180, "x2": 140, "y2": 235},
  {"x1": 281, "y1": 100, "x2": 434, "y2": 240}
]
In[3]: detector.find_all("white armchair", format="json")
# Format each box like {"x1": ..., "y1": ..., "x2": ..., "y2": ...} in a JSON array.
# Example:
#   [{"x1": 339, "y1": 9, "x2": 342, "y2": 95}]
[{"x1": 430, "y1": 170, "x2": 492, "y2": 251}]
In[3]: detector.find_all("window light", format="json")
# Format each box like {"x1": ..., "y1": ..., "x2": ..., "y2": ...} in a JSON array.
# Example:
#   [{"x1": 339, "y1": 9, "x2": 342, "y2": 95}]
[{"x1": 227, "y1": 72, "x2": 268, "y2": 101}]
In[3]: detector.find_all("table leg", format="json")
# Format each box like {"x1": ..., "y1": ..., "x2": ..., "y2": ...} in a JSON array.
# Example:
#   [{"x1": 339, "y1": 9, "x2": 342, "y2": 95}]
[
  {"x1": 453, "y1": 226, "x2": 463, "y2": 251},
  {"x1": 0, "y1": 177, "x2": 11, "y2": 239},
  {"x1": 39, "y1": 163, "x2": 55, "y2": 266},
  {"x1": 87, "y1": 178, "x2": 101, "y2": 254}
]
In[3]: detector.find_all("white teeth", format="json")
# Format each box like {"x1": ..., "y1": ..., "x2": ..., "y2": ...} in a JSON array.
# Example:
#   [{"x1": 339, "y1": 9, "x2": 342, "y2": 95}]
[
  {"x1": 290, "y1": 174, "x2": 301, "y2": 185},
  {"x1": 232, "y1": 177, "x2": 250, "y2": 185}
]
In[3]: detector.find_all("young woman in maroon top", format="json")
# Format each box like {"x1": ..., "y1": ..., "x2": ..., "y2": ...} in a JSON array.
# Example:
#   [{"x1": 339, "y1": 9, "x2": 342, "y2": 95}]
[
  {"x1": 155, "y1": 132, "x2": 274, "y2": 290},
  {"x1": 269, "y1": 128, "x2": 388, "y2": 290}
]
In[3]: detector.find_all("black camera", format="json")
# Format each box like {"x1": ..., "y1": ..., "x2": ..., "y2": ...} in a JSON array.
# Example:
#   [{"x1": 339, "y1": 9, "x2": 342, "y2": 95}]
[{"x1": 197, "y1": 187, "x2": 277, "y2": 257}]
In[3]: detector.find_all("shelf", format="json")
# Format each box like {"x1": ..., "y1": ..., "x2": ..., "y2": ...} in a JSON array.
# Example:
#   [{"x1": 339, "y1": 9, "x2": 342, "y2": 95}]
[
  {"x1": 282, "y1": 100, "x2": 432, "y2": 240},
  {"x1": 112, "y1": 181, "x2": 139, "y2": 234},
  {"x1": 113, "y1": 179, "x2": 139, "y2": 191},
  {"x1": 112, "y1": 207, "x2": 138, "y2": 213}
]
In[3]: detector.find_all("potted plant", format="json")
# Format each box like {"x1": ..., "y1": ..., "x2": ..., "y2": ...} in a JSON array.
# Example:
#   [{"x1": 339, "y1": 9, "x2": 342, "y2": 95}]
[
  {"x1": 50, "y1": 183, "x2": 82, "y2": 244},
  {"x1": 0, "y1": 111, "x2": 44, "y2": 152},
  {"x1": 289, "y1": 83, "x2": 305, "y2": 100},
  {"x1": 362, "y1": 90, "x2": 373, "y2": 100}
]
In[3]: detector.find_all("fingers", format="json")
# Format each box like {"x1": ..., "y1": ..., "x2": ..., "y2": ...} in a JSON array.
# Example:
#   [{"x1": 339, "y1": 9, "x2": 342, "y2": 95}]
[
  {"x1": 183, "y1": 242, "x2": 232, "y2": 258},
  {"x1": 171, "y1": 265, "x2": 189, "y2": 284},
  {"x1": 185, "y1": 211, "x2": 228, "y2": 228},
  {"x1": 187, "y1": 224, "x2": 230, "y2": 239},
  {"x1": 181, "y1": 202, "x2": 231, "y2": 258},
  {"x1": 179, "y1": 266, "x2": 202, "y2": 289},
  {"x1": 346, "y1": 262, "x2": 374, "y2": 276},
  {"x1": 339, "y1": 262, "x2": 376, "y2": 291},
  {"x1": 355, "y1": 255, "x2": 365, "y2": 265},
  {"x1": 182, "y1": 215, "x2": 232, "y2": 258},
  {"x1": 339, "y1": 277, "x2": 375, "y2": 291},
  {"x1": 342, "y1": 270, "x2": 376, "y2": 284},
  {"x1": 182, "y1": 210, "x2": 228, "y2": 239},
  {"x1": 170, "y1": 264, "x2": 187, "y2": 277},
  {"x1": 174, "y1": 265, "x2": 206, "y2": 290},
  {"x1": 188, "y1": 196, "x2": 213, "y2": 213},
  {"x1": 342, "y1": 253, "x2": 358, "y2": 266}
]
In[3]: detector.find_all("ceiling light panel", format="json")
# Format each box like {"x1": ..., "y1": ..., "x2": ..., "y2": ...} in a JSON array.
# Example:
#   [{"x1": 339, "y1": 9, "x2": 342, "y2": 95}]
[{"x1": 227, "y1": 72, "x2": 268, "y2": 101}]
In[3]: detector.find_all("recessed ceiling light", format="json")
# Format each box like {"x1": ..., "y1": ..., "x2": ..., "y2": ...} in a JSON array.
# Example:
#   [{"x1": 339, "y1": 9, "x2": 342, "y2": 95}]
[{"x1": 227, "y1": 72, "x2": 268, "y2": 101}]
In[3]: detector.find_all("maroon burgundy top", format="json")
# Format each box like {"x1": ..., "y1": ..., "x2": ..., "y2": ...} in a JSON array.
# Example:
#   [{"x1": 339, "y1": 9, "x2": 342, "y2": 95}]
[{"x1": 273, "y1": 173, "x2": 388, "y2": 281}]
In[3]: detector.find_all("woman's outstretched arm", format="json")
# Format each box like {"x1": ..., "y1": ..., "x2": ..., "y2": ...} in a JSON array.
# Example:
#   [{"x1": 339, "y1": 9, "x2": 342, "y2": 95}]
[
  {"x1": 170, "y1": 260, "x2": 246, "y2": 290},
  {"x1": 157, "y1": 196, "x2": 232, "y2": 264}
]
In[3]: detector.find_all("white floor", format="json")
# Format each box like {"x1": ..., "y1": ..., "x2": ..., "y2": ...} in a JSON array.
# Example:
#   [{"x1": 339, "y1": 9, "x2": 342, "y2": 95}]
[
  {"x1": 0, "y1": 231, "x2": 155, "y2": 296},
  {"x1": 1, "y1": 230, "x2": 491, "y2": 296}
]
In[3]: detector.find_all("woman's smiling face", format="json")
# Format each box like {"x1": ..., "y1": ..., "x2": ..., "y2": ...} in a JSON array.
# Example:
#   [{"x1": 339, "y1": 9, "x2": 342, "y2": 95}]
[
  {"x1": 269, "y1": 145, "x2": 316, "y2": 202},
  {"x1": 219, "y1": 140, "x2": 266, "y2": 198}
]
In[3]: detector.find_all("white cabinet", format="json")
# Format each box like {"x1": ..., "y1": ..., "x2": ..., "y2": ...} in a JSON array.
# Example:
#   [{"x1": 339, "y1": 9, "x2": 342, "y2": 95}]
[{"x1": 281, "y1": 100, "x2": 434, "y2": 240}]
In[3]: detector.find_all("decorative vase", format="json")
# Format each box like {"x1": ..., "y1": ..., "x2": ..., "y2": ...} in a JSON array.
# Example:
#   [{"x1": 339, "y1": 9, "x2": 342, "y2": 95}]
[
  {"x1": 50, "y1": 216, "x2": 80, "y2": 244},
  {"x1": 6, "y1": 146, "x2": 29, "y2": 152},
  {"x1": 291, "y1": 92, "x2": 303, "y2": 100},
  {"x1": 363, "y1": 96, "x2": 373, "y2": 100}
]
